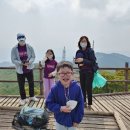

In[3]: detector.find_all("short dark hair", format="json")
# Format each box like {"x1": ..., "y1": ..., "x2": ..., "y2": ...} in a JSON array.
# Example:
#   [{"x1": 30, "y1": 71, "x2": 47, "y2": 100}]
[
  {"x1": 57, "y1": 61, "x2": 73, "y2": 72},
  {"x1": 78, "y1": 36, "x2": 91, "y2": 50}
]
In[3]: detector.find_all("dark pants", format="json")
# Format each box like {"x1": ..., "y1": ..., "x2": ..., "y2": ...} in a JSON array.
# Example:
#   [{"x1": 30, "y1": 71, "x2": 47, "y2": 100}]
[
  {"x1": 79, "y1": 70, "x2": 94, "y2": 105},
  {"x1": 17, "y1": 70, "x2": 34, "y2": 99}
]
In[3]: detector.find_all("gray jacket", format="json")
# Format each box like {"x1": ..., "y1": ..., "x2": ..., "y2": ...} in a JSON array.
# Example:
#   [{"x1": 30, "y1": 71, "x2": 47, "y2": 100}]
[{"x1": 11, "y1": 43, "x2": 35, "y2": 74}]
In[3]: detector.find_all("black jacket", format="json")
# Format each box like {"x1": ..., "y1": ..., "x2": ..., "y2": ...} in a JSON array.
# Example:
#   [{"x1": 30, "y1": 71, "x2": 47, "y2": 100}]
[{"x1": 75, "y1": 48, "x2": 98, "y2": 72}]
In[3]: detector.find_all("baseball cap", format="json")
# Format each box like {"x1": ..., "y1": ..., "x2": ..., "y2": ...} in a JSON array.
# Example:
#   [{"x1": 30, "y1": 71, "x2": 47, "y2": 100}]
[{"x1": 17, "y1": 33, "x2": 26, "y2": 40}]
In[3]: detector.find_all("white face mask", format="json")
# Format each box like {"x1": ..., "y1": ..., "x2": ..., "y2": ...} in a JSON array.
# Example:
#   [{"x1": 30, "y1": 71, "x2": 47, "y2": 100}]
[
  {"x1": 19, "y1": 41, "x2": 25, "y2": 46},
  {"x1": 80, "y1": 42, "x2": 87, "y2": 48},
  {"x1": 48, "y1": 55, "x2": 53, "y2": 60},
  {"x1": 18, "y1": 38, "x2": 26, "y2": 46}
]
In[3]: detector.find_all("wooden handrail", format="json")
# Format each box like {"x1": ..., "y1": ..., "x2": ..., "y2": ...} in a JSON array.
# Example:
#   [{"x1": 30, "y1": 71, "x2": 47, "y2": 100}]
[
  {"x1": 0, "y1": 62, "x2": 129, "y2": 94},
  {"x1": 0, "y1": 80, "x2": 130, "y2": 83},
  {"x1": 0, "y1": 80, "x2": 42, "y2": 82}
]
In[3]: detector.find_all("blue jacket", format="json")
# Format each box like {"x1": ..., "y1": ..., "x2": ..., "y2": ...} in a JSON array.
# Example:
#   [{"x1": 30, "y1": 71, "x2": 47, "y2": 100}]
[{"x1": 45, "y1": 80, "x2": 84, "y2": 127}]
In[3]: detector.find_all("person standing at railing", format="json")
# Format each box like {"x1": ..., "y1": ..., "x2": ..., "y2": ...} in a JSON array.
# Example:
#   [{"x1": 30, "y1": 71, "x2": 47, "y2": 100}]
[
  {"x1": 74, "y1": 36, "x2": 98, "y2": 109},
  {"x1": 41, "y1": 49, "x2": 57, "y2": 100},
  {"x1": 11, "y1": 33, "x2": 39, "y2": 106}
]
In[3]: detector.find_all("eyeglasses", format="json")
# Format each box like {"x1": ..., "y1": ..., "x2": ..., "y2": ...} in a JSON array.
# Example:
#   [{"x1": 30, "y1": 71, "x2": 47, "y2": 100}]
[{"x1": 58, "y1": 72, "x2": 73, "y2": 77}]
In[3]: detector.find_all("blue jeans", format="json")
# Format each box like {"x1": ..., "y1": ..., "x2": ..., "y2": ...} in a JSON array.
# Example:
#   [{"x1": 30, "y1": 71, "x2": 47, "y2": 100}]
[{"x1": 56, "y1": 122, "x2": 76, "y2": 130}]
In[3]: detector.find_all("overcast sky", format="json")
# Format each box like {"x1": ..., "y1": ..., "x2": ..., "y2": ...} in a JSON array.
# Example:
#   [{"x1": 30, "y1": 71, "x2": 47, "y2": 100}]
[{"x1": 0, "y1": 0, "x2": 130, "y2": 62}]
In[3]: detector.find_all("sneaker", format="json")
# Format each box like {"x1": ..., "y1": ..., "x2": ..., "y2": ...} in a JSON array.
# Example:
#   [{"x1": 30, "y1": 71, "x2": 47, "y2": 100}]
[
  {"x1": 43, "y1": 99, "x2": 46, "y2": 106},
  {"x1": 87, "y1": 105, "x2": 92, "y2": 110},
  {"x1": 19, "y1": 99, "x2": 26, "y2": 106},
  {"x1": 29, "y1": 96, "x2": 39, "y2": 102},
  {"x1": 25, "y1": 98, "x2": 29, "y2": 103}
]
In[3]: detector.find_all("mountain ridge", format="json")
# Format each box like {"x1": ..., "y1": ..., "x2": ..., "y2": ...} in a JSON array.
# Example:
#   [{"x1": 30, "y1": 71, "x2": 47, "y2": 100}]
[
  {"x1": 1, "y1": 52, "x2": 130, "y2": 67},
  {"x1": 96, "y1": 52, "x2": 130, "y2": 67}
]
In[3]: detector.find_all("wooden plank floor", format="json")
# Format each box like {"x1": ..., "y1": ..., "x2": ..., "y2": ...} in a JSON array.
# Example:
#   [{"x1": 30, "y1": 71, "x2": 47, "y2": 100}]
[
  {"x1": 93, "y1": 93, "x2": 130, "y2": 129},
  {"x1": 0, "y1": 93, "x2": 130, "y2": 129},
  {"x1": 0, "y1": 108, "x2": 54, "y2": 130},
  {"x1": 0, "y1": 108, "x2": 123, "y2": 130}
]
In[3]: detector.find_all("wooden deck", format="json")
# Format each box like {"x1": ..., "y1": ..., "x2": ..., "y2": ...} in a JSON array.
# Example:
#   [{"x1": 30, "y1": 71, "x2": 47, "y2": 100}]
[
  {"x1": 0, "y1": 107, "x2": 125, "y2": 130},
  {"x1": 0, "y1": 92, "x2": 130, "y2": 130}
]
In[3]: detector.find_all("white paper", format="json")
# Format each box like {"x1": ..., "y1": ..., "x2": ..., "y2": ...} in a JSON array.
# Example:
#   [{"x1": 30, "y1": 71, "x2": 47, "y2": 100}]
[{"x1": 66, "y1": 100, "x2": 77, "y2": 110}]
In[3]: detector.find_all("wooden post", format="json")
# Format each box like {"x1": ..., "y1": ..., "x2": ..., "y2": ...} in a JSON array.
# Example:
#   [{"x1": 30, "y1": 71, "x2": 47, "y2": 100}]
[
  {"x1": 39, "y1": 61, "x2": 43, "y2": 95},
  {"x1": 124, "y1": 62, "x2": 128, "y2": 92}
]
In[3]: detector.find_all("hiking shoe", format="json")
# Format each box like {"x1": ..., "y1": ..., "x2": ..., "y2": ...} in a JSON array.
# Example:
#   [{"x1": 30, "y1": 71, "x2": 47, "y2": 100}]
[
  {"x1": 19, "y1": 99, "x2": 26, "y2": 106},
  {"x1": 25, "y1": 98, "x2": 29, "y2": 103},
  {"x1": 29, "y1": 96, "x2": 39, "y2": 102}
]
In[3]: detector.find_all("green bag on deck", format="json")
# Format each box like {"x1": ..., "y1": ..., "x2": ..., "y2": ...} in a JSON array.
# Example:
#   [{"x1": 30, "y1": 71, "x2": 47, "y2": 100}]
[{"x1": 92, "y1": 71, "x2": 107, "y2": 88}]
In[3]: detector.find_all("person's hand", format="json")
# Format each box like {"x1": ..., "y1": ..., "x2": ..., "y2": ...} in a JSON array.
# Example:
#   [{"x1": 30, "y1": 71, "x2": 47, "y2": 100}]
[
  {"x1": 48, "y1": 73, "x2": 53, "y2": 77},
  {"x1": 73, "y1": 122, "x2": 78, "y2": 127},
  {"x1": 44, "y1": 54, "x2": 48, "y2": 60},
  {"x1": 60, "y1": 106, "x2": 71, "y2": 113},
  {"x1": 43, "y1": 57, "x2": 47, "y2": 61},
  {"x1": 46, "y1": 53, "x2": 49, "y2": 59},
  {"x1": 23, "y1": 62, "x2": 29, "y2": 66},
  {"x1": 79, "y1": 64, "x2": 83, "y2": 66},
  {"x1": 75, "y1": 58, "x2": 83, "y2": 63}
]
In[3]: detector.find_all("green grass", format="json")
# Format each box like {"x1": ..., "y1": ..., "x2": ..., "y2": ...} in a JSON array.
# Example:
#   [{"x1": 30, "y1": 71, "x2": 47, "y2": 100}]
[
  {"x1": 0, "y1": 83, "x2": 41, "y2": 95},
  {"x1": 0, "y1": 68, "x2": 129, "y2": 95},
  {"x1": 0, "y1": 69, "x2": 41, "y2": 95}
]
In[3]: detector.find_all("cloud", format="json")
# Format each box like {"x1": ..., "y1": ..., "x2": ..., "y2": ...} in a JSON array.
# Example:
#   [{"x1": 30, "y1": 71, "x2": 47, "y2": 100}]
[
  {"x1": 0, "y1": 0, "x2": 130, "y2": 62},
  {"x1": 106, "y1": 0, "x2": 130, "y2": 17},
  {"x1": 106, "y1": 0, "x2": 130, "y2": 23},
  {"x1": 76, "y1": 0, "x2": 130, "y2": 23},
  {"x1": 5, "y1": 0, "x2": 80, "y2": 13},
  {"x1": 5, "y1": 0, "x2": 130, "y2": 23},
  {"x1": 5, "y1": 0, "x2": 34, "y2": 13},
  {"x1": 79, "y1": 0, "x2": 107, "y2": 10}
]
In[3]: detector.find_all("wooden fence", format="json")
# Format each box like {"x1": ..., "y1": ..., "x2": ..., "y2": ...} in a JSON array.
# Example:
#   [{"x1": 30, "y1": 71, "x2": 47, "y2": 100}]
[{"x1": 0, "y1": 62, "x2": 130, "y2": 95}]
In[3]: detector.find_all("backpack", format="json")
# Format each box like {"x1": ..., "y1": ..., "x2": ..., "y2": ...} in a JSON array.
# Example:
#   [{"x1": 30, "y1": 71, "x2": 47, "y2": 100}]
[{"x1": 12, "y1": 106, "x2": 49, "y2": 130}]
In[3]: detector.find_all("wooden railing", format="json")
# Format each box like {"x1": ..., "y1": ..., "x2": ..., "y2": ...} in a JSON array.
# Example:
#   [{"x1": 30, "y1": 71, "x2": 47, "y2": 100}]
[{"x1": 0, "y1": 62, "x2": 130, "y2": 95}]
